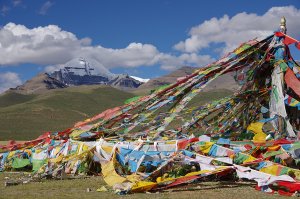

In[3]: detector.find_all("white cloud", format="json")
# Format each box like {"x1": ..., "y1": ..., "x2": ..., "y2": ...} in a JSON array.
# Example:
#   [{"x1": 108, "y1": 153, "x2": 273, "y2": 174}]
[
  {"x1": 38, "y1": 1, "x2": 54, "y2": 15},
  {"x1": 77, "y1": 43, "x2": 161, "y2": 68},
  {"x1": 1, "y1": 6, "x2": 300, "y2": 74},
  {"x1": 0, "y1": 72, "x2": 22, "y2": 93},
  {"x1": 44, "y1": 64, "x2": 64, "y2": 73},
  {"x1": 0, "y1": 22, "x2": 91, "y2": 66},
  {"x1": 174, "y1": 6, "x2": 300, "y2": 54},
  {"x1": 158, "y1": 53, "x2": 214, "y2": 71},
  {"x1": 43, "y1": 43, "x2": 164, "y2": 72},
  {"x1": 0, "y1": 22, "x2": 213, "y2": 72}
]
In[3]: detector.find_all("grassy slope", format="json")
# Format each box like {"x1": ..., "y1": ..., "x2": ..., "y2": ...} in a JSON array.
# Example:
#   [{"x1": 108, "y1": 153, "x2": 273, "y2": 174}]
[
  {"x1": 0, "y1": 86, "x2": 135, "y2": 140},
  {"x1": 0, "y1": 92, "x2": 36, "y2": 108},
  {"x1": 188, "y1": 89, "x2": 232, "y2": 107},
  {"x1": 1, "y1": 89, "x2": 285, "y2": 199},
  {"x1": 0, "y1": 85, "x2": 233, "y2": 141}
]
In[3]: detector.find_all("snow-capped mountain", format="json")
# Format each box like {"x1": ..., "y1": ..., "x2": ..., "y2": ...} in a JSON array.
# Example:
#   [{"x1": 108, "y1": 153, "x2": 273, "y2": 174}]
[
  {"x1": 49, "y1": 57, "x2": 146, "y2": 89},
  {"x1": 130, "y1": 76, "x2": 150, "y2": 83},
  {"x1": 9, "y1": 57, "x2": 150, "y2": 94}
]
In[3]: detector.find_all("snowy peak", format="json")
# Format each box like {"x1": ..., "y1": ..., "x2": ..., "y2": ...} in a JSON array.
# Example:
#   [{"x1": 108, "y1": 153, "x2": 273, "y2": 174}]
[
  {"x1": 130, "y1": 76, "x2": 150, "y2": 83},
  {"x1": 48, "y1": 57, "x2": 148, "y2": 89},
  {"x1": 109, "y1": 74, "x2": 143, "y2": 89},
  {"x1": 9, "y1": 58, "x2": 152, "y2": 94}
]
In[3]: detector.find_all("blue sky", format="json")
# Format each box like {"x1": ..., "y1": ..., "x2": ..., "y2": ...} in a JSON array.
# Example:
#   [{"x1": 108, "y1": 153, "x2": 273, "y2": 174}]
[{"x1": 0, "y1": 0, "x2": 300, "y2": 92}]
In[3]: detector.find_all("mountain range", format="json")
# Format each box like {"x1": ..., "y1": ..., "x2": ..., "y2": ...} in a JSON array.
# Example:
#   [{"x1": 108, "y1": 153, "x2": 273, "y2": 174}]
[
  {"x1": 134, "y1": 66, "x2": 240, "y2": 94},
  {"x1": 7, "y1": 63, "x2": 239, "y2": 95},
  {"x1": 9, "y1": 58, "x2": 150, "y2": 95},
  {"x1": 0, "y1": 61, "x2": 239, "y2": 140}
]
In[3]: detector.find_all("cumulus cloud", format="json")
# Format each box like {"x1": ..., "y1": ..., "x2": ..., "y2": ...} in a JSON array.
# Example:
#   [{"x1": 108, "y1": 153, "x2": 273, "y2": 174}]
[
  {"x1": 2, "y1": 6, "x2": 299, "y2": 93},
  {"x1": 158, "y1": 53, "x2": 214, "y2": 71},
  {"x1": 39, "y1": 1, "x2": 54, "y2": 15},
  {"x1": 0, "y1": 22, "x2": 91, "y2": 66},
  {"x1": 0, "y1": 22, "x2": 212, "y2": 72},
  {"x1": 45, "y1": 45, "x2": 214, "y2": 72},
  {"x1": 77, "y1": 43, "x2": 161, "y2": 68},
  {"x1": 4, "y1": 6, "x2": 297, "y2": 74},
  {"x1": 174, "y1": 6, "x2": 300, "y2": 54},
  {"x1": 0, "y1": 72, "x2": 22, "y2": 93}
]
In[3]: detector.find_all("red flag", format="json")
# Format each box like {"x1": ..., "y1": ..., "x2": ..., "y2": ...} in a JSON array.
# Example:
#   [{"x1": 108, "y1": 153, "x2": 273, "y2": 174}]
[
  {"x1": 275, "y1": 32, "x2": 300, "y2": 50},
  {"x1": 285, "y1": 68, "x2": 300, "y2": 97}
]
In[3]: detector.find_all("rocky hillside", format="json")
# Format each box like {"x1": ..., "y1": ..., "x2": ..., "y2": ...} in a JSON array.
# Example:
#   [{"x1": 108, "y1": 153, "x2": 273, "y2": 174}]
[
  {"x1": 109, "y1": 74, "x2": 143, "y2": 90},
  {"x1": 137, "y1": 66, "x2": 195, "y2": 91},
  {"x1": 49, "y1": 57, "x2": 145, "y2": 90},
  {"x1": 135, "y1": 66, "x2": 240, "y2": 94},
  {"x1": 9, "y1": 73, "x2": 67, "y2": 94}
]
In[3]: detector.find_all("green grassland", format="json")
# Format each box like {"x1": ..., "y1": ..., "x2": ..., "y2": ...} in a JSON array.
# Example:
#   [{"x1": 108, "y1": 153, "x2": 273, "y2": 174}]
[
  {"x1": 0, "y1": 86, "x2": 135, "y2": 140},
  {"x1": 0, "y1": 173, "x2": 289, "y2": 199},
  {"x1": 0, "y1": 87, "x2": 232, "y2": 140},
  {"x1": 0, "y1": 87, "x2": 289, "y2": 199}
]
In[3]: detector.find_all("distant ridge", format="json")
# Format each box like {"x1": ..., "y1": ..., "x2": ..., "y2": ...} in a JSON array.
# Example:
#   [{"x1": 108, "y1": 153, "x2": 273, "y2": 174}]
[
  {"x1": 9, "y1": 73, "x2": 67, "y2": 94},
  {"x1": 135, "y1": 66, "x2": 239, "y2": 94},
  {"x1": 0, "y1": 66, "x2": 237, "y2": 140},
  {"x1": 136, "y1": 66, "x2": 196, "y2": 93},
  {"x1": 6, "y1": 58, "x2": 149, "y2": 95},
  {"x1": 49, "y1": 57, "x2": 144, "y2": 90}
]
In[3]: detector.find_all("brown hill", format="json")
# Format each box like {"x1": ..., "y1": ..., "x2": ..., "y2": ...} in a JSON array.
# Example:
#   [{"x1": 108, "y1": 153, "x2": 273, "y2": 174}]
[
  {"x1": 9, "y1": 73, "x2": 67, "y2": 94},
  {"x1": 135, "y1": 66, "x2": 239, "y2": 94}
]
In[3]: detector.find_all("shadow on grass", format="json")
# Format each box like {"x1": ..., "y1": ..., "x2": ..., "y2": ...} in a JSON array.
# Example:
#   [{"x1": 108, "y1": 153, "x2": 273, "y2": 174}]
[{"x1": 161, "y1": 181, "x2": 256, "y2": 193}]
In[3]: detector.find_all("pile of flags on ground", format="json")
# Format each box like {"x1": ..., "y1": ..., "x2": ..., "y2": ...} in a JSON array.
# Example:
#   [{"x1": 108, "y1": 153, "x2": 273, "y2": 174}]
[{"x1": 1, "y1": 22, "x2": 300, "y2": 196}]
